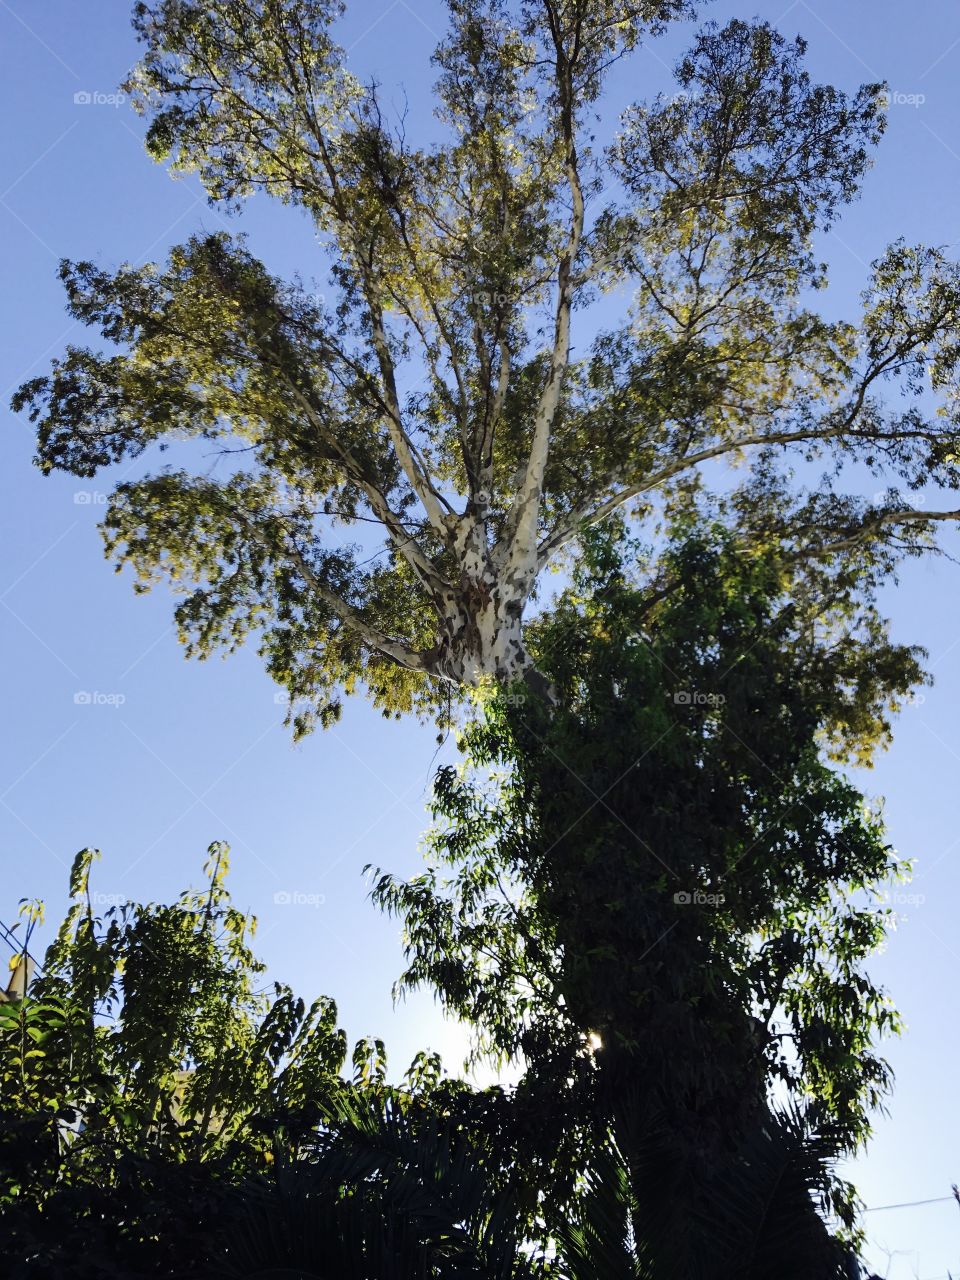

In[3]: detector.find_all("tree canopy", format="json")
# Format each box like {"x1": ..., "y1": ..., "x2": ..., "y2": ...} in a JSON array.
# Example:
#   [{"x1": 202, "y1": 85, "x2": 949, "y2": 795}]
[{"x1": 12, "y1": 0, "x2": 960, "y2": 728}]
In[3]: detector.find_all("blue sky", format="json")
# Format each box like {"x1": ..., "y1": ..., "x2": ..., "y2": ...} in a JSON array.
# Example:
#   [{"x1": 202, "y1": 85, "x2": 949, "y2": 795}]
[{"x1": 1, "y1": 1, "x2": 959, "y2": 1272}]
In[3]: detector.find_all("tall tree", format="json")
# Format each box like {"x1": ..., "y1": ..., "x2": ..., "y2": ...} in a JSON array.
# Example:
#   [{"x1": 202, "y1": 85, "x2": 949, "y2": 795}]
[
  {"x1": 373, "y1": 521, "x2": 921, "y2": 1252},
  {"x1": 13, "y1": 0, "x2": 960, "y2": 727}
]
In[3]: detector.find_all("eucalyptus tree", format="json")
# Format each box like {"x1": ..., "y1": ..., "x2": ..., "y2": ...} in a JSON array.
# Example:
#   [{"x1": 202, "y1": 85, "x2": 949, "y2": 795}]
[{"x1": 13, "y1": 0, "x2": 960, "y2": 726}]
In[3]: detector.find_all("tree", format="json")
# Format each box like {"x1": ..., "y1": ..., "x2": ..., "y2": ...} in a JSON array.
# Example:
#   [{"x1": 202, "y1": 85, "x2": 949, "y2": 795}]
[
  {"x1": 372, "y1": 521, "x2": 920, "y2": 1252},
  {"x1": 549, "y1": 1101, "x2": 859, "y2": 1280},
  {"x1": 0, "y1": 843, "x2": 458, "y2": 1275},
  {"x1": 12, "y1": 0, "x2": 960, "y2": 727}
]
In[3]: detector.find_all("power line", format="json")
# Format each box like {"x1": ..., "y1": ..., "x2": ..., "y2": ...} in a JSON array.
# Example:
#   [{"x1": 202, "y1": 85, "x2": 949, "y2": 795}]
[
  {"x1": 865, "y1": 1195, "x2": 957, "y2": 1214},
  {"x1": 0, "y1": 919, "x2": 23, "y2": 956},
  {"x1": 0, "y1": 917, "x2": 43, "y2": 979}
]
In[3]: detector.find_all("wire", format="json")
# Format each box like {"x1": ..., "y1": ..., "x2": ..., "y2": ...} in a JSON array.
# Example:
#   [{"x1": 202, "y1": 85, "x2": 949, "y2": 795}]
[
  {"x1": 0, "y1": 919, "x2": 21, "y2": 954},
  {"x1": 864, "y1": 1195, "x2": 957, "y2": 1213},
  {"x1": 0, "y1": 918, "x2": 42, "y2": 980}
]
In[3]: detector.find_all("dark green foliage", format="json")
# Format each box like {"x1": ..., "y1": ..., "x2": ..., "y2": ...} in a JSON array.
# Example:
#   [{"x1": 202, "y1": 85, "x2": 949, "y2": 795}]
[
  {"x1": 373, "y1": 522, "x2": 920, "y2": 1250},
  {"x1": 198, "y1": 1092, "x2": 545, "y2": 1279},
  {"x1": 0, "y1": 827, "x2": 866, "y2": 1277},
  {"x1": 0, "y1": 846, "x2": 463, "y2": 1276},
  {"x1": 553, "y1": 1102, "x2": 854, "y2": 1280}
]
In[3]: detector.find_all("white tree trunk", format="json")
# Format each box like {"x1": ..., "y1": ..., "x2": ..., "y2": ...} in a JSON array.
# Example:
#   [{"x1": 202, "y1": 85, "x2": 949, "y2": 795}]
[
  {"x1": 428, "y1": 514, "x2": 543, "y2": 688},
  {"x1": 436, "y1": 572, "x2": 533, "y2": 687}
]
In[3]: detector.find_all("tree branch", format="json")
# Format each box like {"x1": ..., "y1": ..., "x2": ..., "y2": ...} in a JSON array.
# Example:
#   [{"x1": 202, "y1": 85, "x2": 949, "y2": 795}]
[
  {"x1": 266, "y1": 527, "x2": 434, "y2": 675},
  {"x1": 499, "y1": 8, "x2": 586, "y2": 586}
]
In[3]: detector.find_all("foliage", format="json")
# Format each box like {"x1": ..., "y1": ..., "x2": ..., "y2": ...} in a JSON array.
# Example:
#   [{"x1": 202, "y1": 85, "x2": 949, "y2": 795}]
[
  {"x1": 11, "y1": 0, "x2": 960, "y2": 719},
  {"x1": 551, "y1": 1102, "x2": 857, "y2": 1280},
  {"x1": 0, "y1": 843, "x2": 452, "y2": 1276},
  {"x1": 200, "y1": 1094, "x2": 857, "y2": 1280},
  {"x1": 372, "y1": 522, "x2": 920, "y2": 1246},
  {"x1": 199, "y1": 1090, "x2": 548, "y2": 1279},
  {"x1": 3, "y1": 4, "x2": 943, "y2": 1270},
  {"x1": 0, "y1": 834, "x2": 866, "y2": 1277}
]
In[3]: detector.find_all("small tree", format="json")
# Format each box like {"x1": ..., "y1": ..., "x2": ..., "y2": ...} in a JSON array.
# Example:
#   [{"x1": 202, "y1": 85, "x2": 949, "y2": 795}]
[
  {"x1": 13, "y1": 0, "x2": 960, "y2": 726},
  {"x1": 0, "y1": 843, "x2": 419, "y2": 1273},
  {"x1": 0, "y1": 844, "x2": 351, "y2": 1161}
]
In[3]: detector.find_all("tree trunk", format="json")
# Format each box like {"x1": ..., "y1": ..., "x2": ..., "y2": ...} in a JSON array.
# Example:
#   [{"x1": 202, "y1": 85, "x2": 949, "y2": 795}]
[{"x1": 436, "y1": 579, "x2": 533, "y2": 686}]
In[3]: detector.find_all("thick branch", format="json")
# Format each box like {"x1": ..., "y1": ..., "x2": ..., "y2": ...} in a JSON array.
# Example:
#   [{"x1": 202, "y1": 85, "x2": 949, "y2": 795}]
[
  {"x1": 304, "y1": 123, "x2": 456, "y2": 540},
  {"x1": 280, "y1": 377, "x2": 452, "y2": 601},
  {"x1": 361, "y1": 274, "x2": 455, "y2": 538}
]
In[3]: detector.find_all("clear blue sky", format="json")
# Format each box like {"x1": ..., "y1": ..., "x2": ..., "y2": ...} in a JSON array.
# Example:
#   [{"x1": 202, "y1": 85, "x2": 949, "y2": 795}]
[{"x1": 1, "y1": 1, "x2": 959, "y2": 1272}]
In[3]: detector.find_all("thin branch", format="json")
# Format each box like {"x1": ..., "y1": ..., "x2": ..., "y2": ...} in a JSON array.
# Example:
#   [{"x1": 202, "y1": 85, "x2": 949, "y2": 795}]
[
  {"x1": 281, "y1": 534, "x2": 434, "y2": 675},
  {"x1": 805, "y1": 507, "x2": 960, "y2": 558}
]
